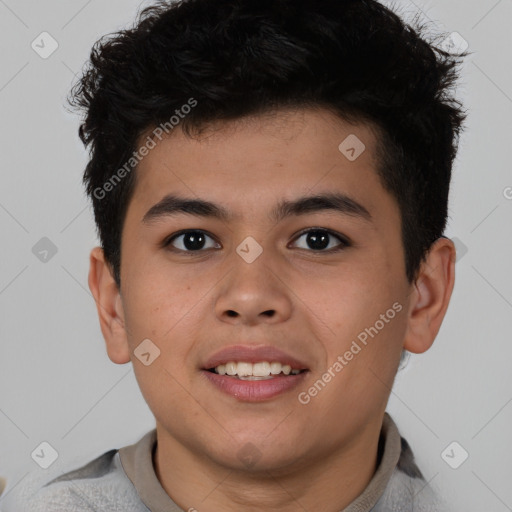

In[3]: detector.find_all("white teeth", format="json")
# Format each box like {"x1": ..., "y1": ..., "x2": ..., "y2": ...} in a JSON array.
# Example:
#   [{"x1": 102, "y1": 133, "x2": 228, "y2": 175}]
[
  {"x1": 212, "y1": 361, "x2": 303, "y2": 377},
  {"x1": 270, "y1": 362, "x2": 282, "y2": 375},
  {"x1": 238, "y1": 375, "x2": 274, "y2": 381},
  {"x1": 281, "y1": 364, "x2": 292, "y2": 375},
  {"x1": 237, "y1": 362, "x2": 252, "y2": 377},
  {"x1": 225, "y1": 362, "x2": 237, "y2": 375},
  {"x1": 253, "y1": 362, "x2": 271, "y2": 376}
]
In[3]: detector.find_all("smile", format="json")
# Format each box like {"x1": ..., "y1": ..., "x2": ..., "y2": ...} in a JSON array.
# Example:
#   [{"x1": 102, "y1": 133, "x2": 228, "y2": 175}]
[{"x1": 208, "y1": 361, "x2": 305, "y2": 379}]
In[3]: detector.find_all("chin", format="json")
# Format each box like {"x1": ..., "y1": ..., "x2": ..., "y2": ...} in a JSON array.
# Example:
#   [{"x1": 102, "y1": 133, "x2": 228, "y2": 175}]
[{"x1": 205, "y1": 434, "x2": 306, "y2": 474}]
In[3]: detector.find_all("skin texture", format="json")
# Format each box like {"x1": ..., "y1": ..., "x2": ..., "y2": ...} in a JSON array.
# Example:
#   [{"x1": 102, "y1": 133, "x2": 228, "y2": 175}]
[{"x1": 89, "y1": 107, "x2": 455, "y2": 512}]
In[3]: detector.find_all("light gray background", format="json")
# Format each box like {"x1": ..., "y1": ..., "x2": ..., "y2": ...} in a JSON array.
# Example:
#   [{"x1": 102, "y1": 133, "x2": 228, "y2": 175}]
[{"x1": 0, "y1": 0, "x2": 511, "y2": 510}]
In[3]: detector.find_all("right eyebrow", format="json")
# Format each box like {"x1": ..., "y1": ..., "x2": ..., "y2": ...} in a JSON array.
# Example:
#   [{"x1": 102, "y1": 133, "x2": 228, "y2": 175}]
[{"x1": 142, "y1": 195, "x2": 232, "y2": 224}]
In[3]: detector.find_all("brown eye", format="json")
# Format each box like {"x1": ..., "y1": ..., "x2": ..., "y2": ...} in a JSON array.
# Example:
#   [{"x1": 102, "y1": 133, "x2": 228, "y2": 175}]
[
  {"x1": 291, "y1": 228, "x2": 349, "y2": 252},
  {"x1": 164, "y1": 230, "x2": 220, "y2": 252}
]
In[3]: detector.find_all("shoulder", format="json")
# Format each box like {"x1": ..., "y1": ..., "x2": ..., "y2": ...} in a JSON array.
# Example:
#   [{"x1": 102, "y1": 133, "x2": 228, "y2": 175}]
[
  {"x1": 376, "y1": 464, "x2": 447, "y2": 512},
  {"x1": 366, "y1": 413, "x2": 450, "y2": 512},
  {"x1": 0, "y1": 449, "x2": 146, "y2": 512},
  {"x1": 377, "y1": 432, "x2": 448, "y2": 512}
]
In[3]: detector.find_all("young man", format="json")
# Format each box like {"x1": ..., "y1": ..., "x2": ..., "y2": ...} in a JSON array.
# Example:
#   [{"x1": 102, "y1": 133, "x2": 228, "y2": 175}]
[{"x1": 3, "y1": 0, "x2": 466, "y2": 510}]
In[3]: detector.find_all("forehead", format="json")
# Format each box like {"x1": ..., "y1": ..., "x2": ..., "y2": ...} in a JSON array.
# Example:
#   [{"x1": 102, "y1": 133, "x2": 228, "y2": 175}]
[
  {"x1": 136, "y1": 110, "x2": 378, "y2": 195},
  {"x1": 127, "y1": 107, "x2": 398, "y2": 230}
]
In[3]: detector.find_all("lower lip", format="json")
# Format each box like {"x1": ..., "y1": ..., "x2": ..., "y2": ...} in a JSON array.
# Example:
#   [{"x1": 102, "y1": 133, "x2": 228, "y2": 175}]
[{"x1": 202, "y1": 370, "x2": 308, "y2": 402}]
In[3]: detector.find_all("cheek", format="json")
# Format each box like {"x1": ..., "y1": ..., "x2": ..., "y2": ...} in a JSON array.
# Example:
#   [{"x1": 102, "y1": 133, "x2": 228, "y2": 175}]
[
  {"x1": 122, "y1": 271, "x2": 197, "y2": 338},
  {"x1": 307, "y1": 267, "x2": 405, "y2": 360},
  {"x1": 121, "y1": 272, "x2": 207, "y2": 368},
  {"x1": 303, "y1": 272, "x2": 375, "y2": 333},
  {"x1": 124, "y1": 284, "x2": 201, "y2": 417}
]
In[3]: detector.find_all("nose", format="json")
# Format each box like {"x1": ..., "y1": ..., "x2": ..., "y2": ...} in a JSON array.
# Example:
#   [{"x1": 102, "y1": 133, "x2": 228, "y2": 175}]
[{"x1": 213, "y1": 249, "x2": 293, "y2": 326}]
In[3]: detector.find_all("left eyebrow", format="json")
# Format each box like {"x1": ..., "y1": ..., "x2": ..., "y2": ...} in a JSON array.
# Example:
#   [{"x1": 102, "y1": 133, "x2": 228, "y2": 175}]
[
  {"x1": 272, "y1": 193, "x2": 372, "y2": 224},
  {"x1": 142, "y1": 192, "x2": 373, "y2": 225}
]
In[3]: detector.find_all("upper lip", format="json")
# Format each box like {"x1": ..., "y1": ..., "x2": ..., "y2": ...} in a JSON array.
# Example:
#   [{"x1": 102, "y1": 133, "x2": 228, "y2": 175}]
[{"x1": 202, "y1": 344, "x2": 310, "y2": 370}]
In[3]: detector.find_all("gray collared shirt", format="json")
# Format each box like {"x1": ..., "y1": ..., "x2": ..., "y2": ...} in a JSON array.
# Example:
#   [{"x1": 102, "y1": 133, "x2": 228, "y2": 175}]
[{"x1": 0, "y1": 413, "x2": 445, "y2": 511}]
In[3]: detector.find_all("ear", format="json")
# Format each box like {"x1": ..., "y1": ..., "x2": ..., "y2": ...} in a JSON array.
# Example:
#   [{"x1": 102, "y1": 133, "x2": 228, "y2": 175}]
[
  {"x1": 403, "y1": 237, "x2": 456, "y2": 354},
  {"x1": 88, "y1": 247, "x2": 131, "y2": 364}
]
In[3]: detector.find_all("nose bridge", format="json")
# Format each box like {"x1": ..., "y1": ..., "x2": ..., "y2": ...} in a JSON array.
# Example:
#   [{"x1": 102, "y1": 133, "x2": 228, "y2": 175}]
[{"x1": 214, "y1": 236, "x2": 292, "y2": 324}]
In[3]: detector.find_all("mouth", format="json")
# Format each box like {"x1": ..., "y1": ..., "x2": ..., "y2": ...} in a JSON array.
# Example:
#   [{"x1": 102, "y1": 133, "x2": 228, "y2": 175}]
[
  {"x1": 205, "y1": 361, "x2": 307, "y2": 380},
  {"x1": 201, "y1": 345, "x2": 311, "y2": 401}
]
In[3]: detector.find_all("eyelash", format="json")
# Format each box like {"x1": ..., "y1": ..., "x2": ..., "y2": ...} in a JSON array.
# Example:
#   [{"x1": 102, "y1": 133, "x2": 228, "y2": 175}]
[{"x1": 162, "y1": 228, "x2": 351, "y2": 255}]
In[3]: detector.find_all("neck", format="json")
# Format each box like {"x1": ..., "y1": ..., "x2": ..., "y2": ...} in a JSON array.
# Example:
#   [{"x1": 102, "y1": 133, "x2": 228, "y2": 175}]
[{"x1": 153, "y1": 419, "x2": 382, "y2": 512}]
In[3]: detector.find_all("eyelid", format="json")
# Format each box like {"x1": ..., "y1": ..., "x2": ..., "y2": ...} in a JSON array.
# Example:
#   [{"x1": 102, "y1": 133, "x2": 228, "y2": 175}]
[
  {"x1": 162, "y1": 229, "x2": 220, "y2": 251},
  {"x1": 290, "y1": 227, "x2": 350, "y2": 247},
  {"x1": 163, "y1": 227, "x2": 351, "y2": 253}
]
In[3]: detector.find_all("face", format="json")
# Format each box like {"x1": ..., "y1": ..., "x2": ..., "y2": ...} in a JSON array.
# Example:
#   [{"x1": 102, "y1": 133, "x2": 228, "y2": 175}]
[{"x1": 101, "y1": 108, "x2": 420, "y2": 471}]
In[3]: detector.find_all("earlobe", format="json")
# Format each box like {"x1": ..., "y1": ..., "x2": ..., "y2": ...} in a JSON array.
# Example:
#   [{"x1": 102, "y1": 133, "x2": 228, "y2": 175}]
[
  {"x1": 403, "y1": 237, "x2": 456, "y2": 354},
  {"x1": 88, "y1": 247, "x2": 131, "y2": 364}
]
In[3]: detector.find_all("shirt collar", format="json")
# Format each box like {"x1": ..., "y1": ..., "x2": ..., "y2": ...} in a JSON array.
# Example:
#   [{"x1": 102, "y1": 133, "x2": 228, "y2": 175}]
[{"x1": 119, "y1": 412, "x2": 402, "y2": 512}]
